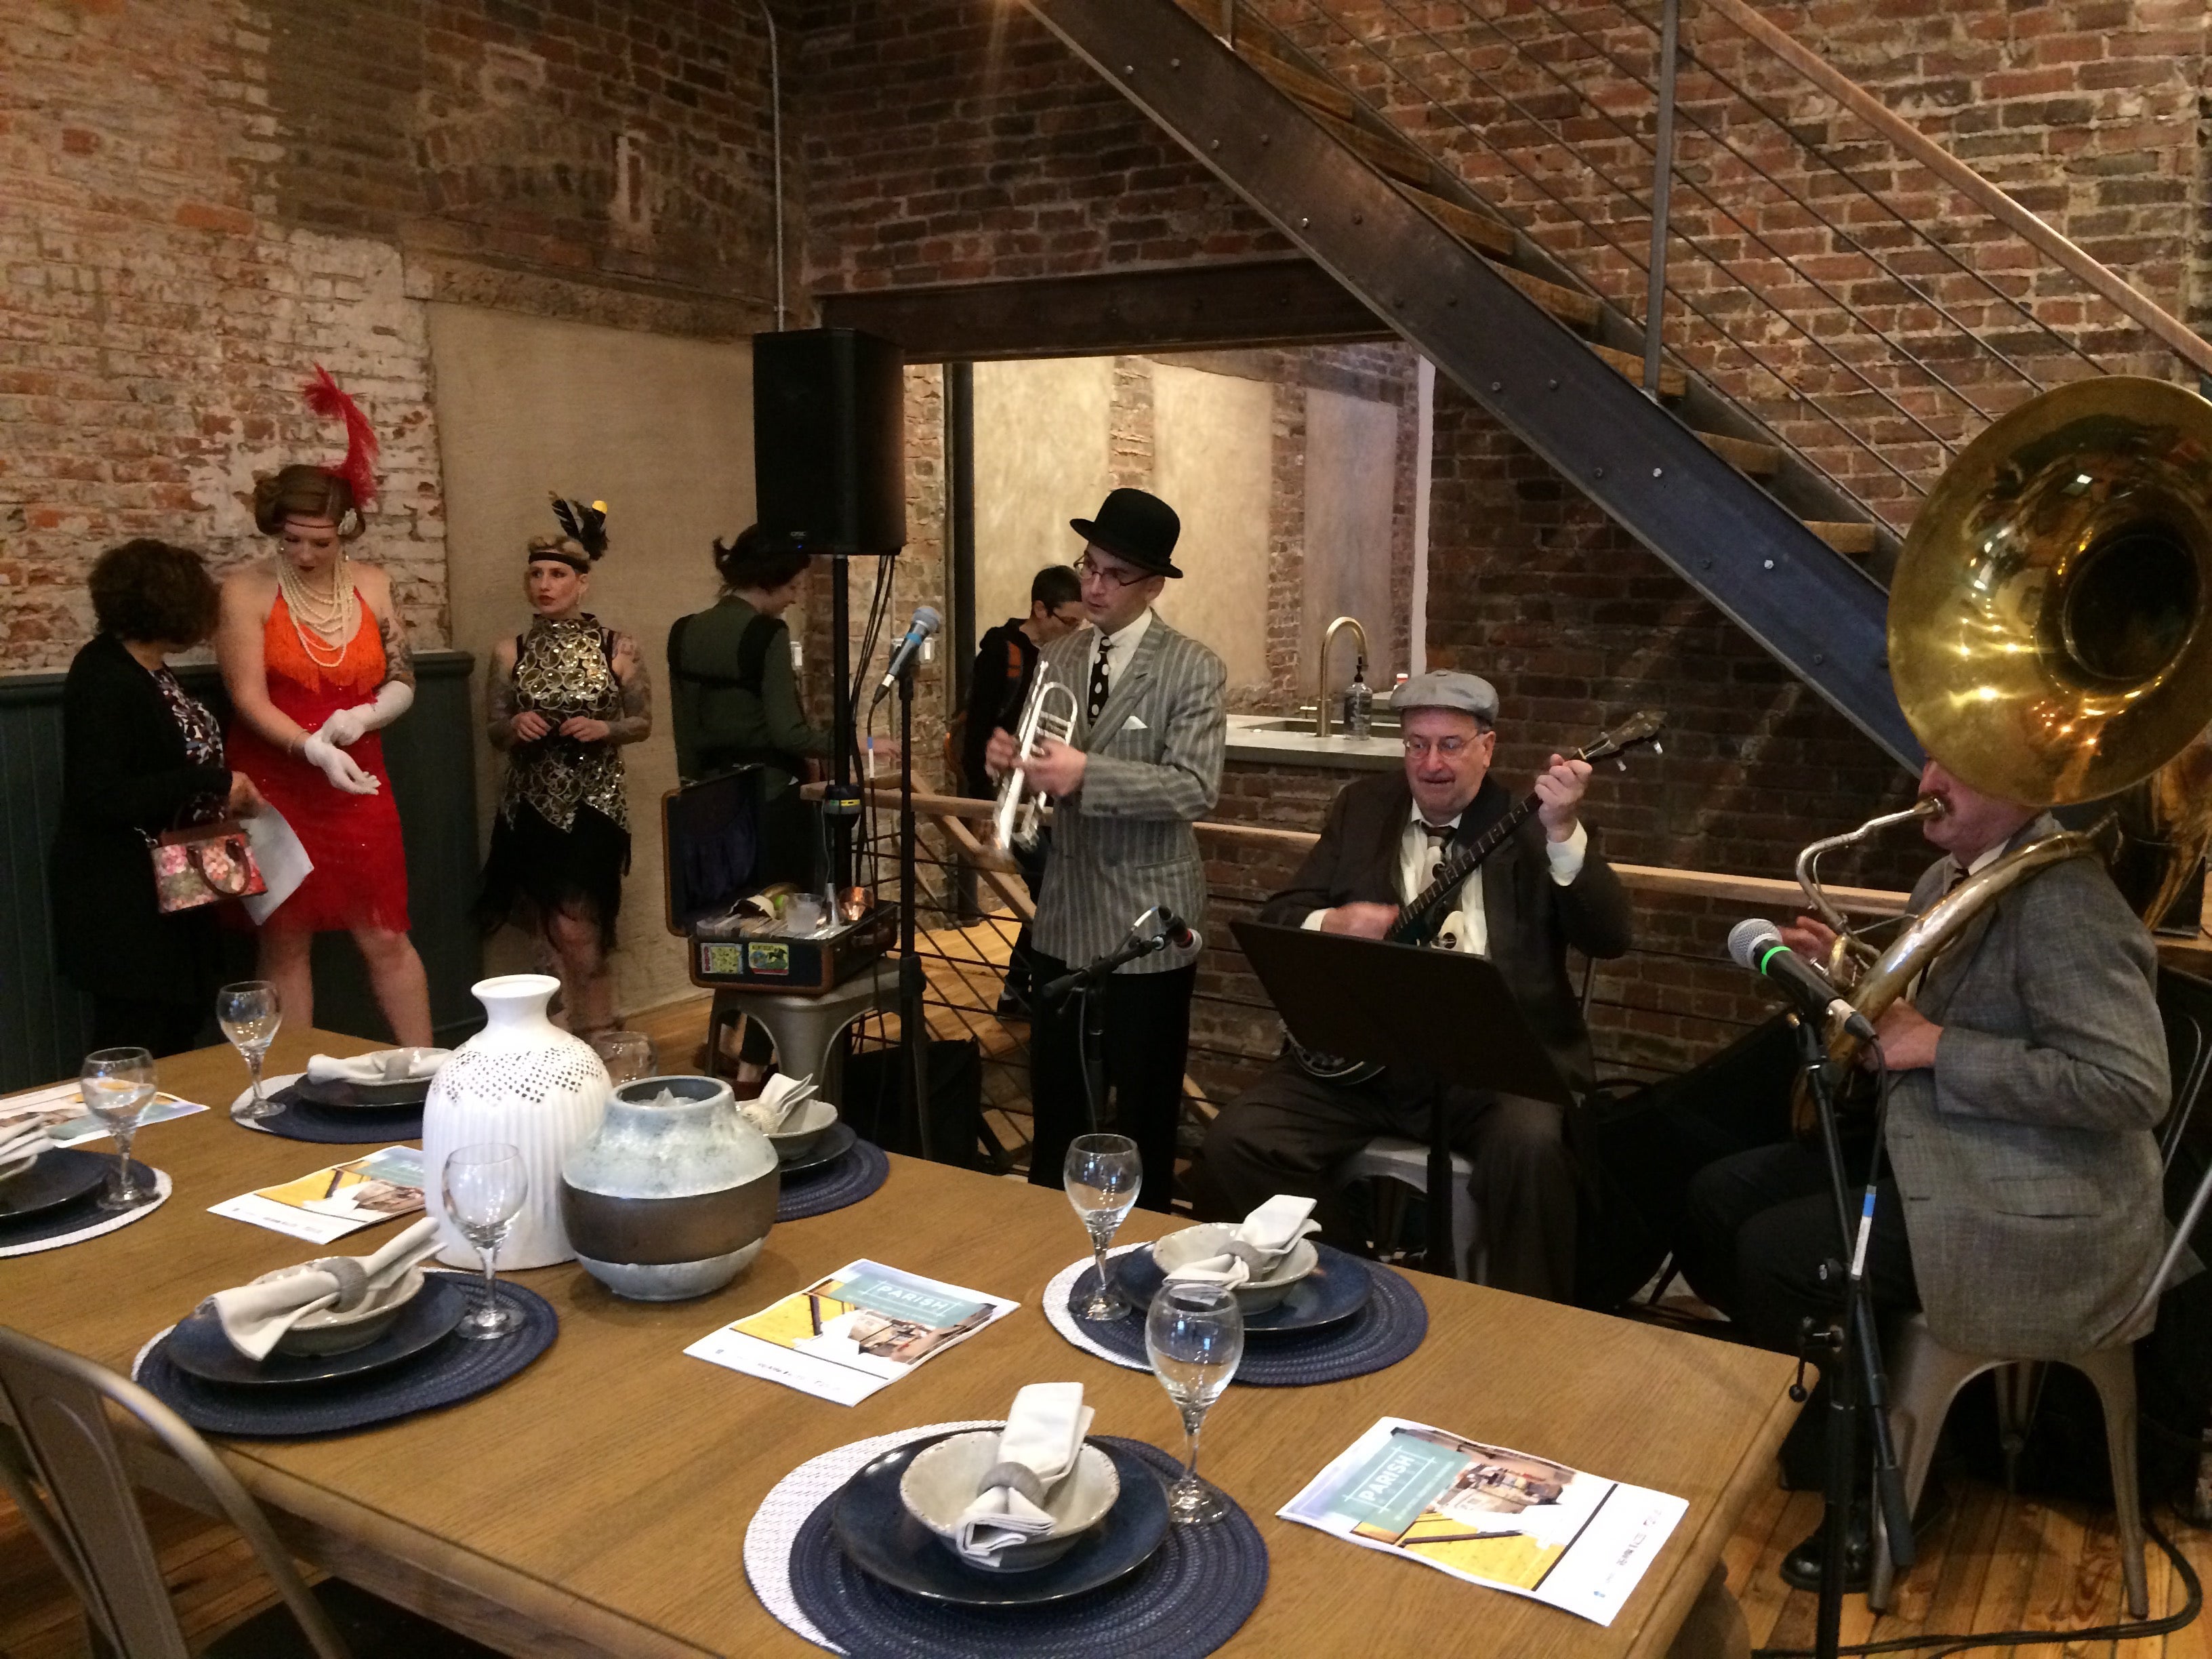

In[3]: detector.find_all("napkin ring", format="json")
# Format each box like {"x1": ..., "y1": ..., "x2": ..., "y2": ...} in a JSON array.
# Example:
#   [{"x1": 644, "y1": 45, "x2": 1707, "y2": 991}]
[
  {"x1": 980, "y1": 1462, "x2": 1049, "y2": 1506},
  {"x1": 309, "y1": 1256, "x2": 371, "y2": 1311}
]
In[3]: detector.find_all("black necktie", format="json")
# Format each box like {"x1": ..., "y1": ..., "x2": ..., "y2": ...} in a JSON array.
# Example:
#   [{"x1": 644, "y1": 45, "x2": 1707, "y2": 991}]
[{"x1": 1088, "y1": 638, "x2": 1111, "y2": 721}]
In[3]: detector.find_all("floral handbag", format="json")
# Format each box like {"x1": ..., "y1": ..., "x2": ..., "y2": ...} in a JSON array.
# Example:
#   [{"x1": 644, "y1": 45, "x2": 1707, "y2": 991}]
[{"x1": 149, "y1": 819, "x2": 266, "y2": 912}]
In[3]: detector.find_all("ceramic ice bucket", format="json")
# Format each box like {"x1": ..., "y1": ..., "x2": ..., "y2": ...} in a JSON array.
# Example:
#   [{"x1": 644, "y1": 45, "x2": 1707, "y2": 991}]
[
  {"x1": 558, "y1": 1074, "x2": 780, "y2": 1301},
  {"x1": 422, "y1": 975, "x2": 611, "y2": 1270}
]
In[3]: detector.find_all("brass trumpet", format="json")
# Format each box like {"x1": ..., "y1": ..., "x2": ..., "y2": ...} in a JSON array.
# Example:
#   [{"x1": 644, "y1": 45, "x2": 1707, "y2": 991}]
[
  {"x1": 1793, "y1": 375, "x2": 2212, "y2": 1105},
  {"x1": 991, "y1": 671, "x2": 1080, "y2": 853}
]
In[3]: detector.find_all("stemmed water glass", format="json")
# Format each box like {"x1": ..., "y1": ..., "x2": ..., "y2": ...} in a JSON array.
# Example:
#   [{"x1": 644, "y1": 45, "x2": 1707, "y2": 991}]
[
  {"x1": 1145, "y1": 1280, "x2": 1244, "y2": 1524},
  {"x1": 1065, "y1": 1133, "x2": 1143, "y2": 1320},
  {"x1": 589, "y1": 1029, "x2": 657, "y2": 1086},
  {"x1": 79, "y1": 1048, "x2": 157, "y2": 1210},
  {"x1": 218, "y1": 981, "x2": 283, "y2": 1121},
  {"x1": 443, "y1": 1143, "x2": 528, "y2": 1340}
]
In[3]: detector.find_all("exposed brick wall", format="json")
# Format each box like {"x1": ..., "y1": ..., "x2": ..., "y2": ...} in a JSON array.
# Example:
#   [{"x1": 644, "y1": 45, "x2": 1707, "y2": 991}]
[
  {"x1": 2, "y1": 0, "x2": 785, "y2": 670},
  {"x1": 1254, "y1": 0, "x2": 2205, "y2": 533},
  {"x1": 796, "y1": 0, "x2": 1290, "y2": 294}
]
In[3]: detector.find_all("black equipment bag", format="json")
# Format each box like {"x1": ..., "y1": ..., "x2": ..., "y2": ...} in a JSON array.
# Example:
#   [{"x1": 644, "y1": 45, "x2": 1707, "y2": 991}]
[{"x1": 840, "y1": 1038, "x2": 986, "y2": 1170}]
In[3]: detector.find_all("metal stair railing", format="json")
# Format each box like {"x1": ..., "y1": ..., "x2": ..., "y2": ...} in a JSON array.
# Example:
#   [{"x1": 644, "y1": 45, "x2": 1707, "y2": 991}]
[{"x1": 1246, "y1": 0, "x2": 2211, "y2": 539}]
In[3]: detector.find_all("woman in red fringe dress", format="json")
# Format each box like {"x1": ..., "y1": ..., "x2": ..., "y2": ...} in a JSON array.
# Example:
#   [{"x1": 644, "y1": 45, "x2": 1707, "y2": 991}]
[{"x1": 215, "y1": 372, "x2": 432, "y2": 1046}]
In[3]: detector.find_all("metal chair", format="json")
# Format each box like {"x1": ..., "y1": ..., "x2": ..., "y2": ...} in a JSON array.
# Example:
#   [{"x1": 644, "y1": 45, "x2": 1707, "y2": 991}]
[
  {"x1": 704, "y1": 954, "x2": 901, "y2": 1105},
  {"x1": 1868, "y1": 965, "x2": 2212, "y2": 1614},
  {"x1": 0, "y1": 1325, "x2": 496, "y2": 1658}
]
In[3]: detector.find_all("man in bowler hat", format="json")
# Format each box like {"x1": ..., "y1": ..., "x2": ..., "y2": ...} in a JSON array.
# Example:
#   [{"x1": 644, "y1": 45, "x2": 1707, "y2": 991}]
[{"x1": 986, "y1": 487, "x2": 1228, "y2": 1210}]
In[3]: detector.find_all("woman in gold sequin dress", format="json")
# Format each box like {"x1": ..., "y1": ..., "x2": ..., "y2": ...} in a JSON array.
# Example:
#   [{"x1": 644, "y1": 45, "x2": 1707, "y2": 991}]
[{"x1": 476, "y1": 500, "x2": 651, "y2": 1036}]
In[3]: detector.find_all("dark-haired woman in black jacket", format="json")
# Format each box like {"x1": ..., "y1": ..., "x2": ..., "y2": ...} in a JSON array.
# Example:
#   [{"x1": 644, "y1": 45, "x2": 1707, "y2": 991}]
[{"x1": 52, "y1": 540, "x2": 262, "y2": 1055}]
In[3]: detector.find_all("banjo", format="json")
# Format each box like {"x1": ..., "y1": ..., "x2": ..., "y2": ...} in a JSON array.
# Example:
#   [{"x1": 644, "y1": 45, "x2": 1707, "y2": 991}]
[{"x1": 1284, "y1": 710, "x2": 1666, "y2": 1085}]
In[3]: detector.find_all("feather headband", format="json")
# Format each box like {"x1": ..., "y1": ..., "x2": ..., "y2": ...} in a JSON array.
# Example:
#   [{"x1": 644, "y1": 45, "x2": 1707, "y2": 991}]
[{"x1": 302, "y1": 365, "x2": 379, "y2": 515}]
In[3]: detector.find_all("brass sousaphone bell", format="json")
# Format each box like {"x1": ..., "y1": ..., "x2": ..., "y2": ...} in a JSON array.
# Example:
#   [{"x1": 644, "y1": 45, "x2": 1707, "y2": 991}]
[{"x1": 1795, "y1": 375, "x2": 2212, "y2": 1105}]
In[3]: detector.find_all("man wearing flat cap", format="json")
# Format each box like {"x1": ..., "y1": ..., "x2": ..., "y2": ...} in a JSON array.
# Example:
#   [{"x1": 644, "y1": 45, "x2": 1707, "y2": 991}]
[
  {"x1": 1193, "y1": 671, "x2": 1633, "y2": 1299},
  {"x1": 987, "y1": 487, "x2": 1228, "y2": 1212}
]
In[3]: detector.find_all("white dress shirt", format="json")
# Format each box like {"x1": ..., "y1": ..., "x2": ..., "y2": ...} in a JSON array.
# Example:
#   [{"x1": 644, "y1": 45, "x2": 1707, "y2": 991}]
[
  {"x1": 1088, "y1": 606, "x2": 1153, "y2": 708},
  {"x1": 1305, "y1": 804, "x2": 1589, "y2": 958}
]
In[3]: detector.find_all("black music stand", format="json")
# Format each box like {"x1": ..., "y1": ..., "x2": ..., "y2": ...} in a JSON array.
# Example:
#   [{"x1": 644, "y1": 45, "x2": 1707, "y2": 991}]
[{"x1": 1231, "y1": 921, "x2": 1575, "y2": 1279}]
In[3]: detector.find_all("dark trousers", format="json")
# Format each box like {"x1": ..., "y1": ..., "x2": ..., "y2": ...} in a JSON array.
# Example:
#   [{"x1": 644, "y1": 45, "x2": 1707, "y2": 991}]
[
  {"x1": 89, "y1": 996, "x2": 206, "y2": 1059},
  {"x1": 1193, "y1": 1061, "x2": 1578, "y2": 1301},
  {"x1": 1683, "y1": 1138, "x2": 1921, "y2": 1487},
  {"x1": 1026, "y1": 952, "x2": 1194, "y2": 1213},
  {"x1": 1002, "y1": 831, "x2": 1051, "y2": 1004}
]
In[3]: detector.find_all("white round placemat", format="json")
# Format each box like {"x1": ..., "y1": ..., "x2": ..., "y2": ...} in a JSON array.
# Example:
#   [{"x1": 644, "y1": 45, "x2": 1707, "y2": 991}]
[
  {"x1": 1042, "y1": 1244, "x2": 1150, "y2": 1374},
  {"x1": 0, "y1": 1168, "x2": 172, "y2": 1258},
  {"x1": 745, "y1": 1418, "x2": 999, "y2": 1652},
  {"x1": 231, "y1": 1073, "x2": 305, "y2": 1132}
]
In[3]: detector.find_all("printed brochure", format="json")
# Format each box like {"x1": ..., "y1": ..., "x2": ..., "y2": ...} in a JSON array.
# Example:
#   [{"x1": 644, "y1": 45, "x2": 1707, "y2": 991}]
[
  {"x1": 208, "y1": 1147, "x2": 426, "y2": 1244},
  {"x1": 0, "y1": 1082, "x2": 207, "y2": 1146},
  {"x1": 685, "y1": 1258, "x2": 1019, "y2": 1405},
  {"x1": 1278, "y1": 1416, "x2": 1686, "y2": 1626}
]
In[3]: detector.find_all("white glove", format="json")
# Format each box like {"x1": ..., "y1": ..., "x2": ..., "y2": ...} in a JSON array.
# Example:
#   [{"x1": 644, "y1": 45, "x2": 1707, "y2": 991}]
[
  {"x1": 299, "y1": 732, "x2": 381, "y2": 795},
  {"x1": 317, "y1": 681, "x2": 413, "y2": 748}
]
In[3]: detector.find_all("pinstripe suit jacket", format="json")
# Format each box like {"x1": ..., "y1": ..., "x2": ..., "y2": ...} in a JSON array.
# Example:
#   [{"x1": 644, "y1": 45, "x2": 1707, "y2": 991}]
[
  {"x1": 1884, "y1": 815, "x2": 2171, "y2": 1356},
  {"x1": 1030, "y1": 613, "x2": 1227, "y2": 975}
]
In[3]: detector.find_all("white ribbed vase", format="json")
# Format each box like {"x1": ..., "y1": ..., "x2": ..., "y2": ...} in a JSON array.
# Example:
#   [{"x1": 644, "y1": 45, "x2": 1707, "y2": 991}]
[{"x1": 423, "y1": 975, "x2": 611, "y2": 1269}]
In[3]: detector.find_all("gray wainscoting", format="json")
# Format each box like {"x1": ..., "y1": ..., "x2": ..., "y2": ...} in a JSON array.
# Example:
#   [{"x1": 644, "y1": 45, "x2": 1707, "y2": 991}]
[{"x1": 0, "y1": 650, "x2": 484, "y2": 1093}]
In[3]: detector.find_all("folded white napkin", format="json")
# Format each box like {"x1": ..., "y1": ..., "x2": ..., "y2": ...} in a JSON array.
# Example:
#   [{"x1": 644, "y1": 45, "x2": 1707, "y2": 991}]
[
  {"x1": 304, "y1": 1048, "x2": 451, "y2": 1085},
  {"x1": 737, "y1": 1071, "x2": 820, "y2": 1134},
  {"x1": 0, "y1": 1120, "x2": 56, "y2": 1170},
  {"x1": 1163, "y1": 1195, "x2": 1322, "y2": 1286},
  {"x1": 955, "y1": 1382, "x2": 1094, "y2": 1560},
  {"x1": 205, "y1": 1216, "x2": 443, "y2": 1360}
]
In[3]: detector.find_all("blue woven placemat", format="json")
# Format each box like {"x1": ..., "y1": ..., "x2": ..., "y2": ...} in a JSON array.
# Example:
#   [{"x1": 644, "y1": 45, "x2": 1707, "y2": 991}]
[
  {"x1": 254, "y1": 1085, "x2": 424, "y2": 1146},
  {"x1": 0, "y1": 1160, "x2": 159, "y2": 1252},
  {"x1": 777, "y1": 1139, "x2": 889, "y2": 1221},
  {"x1": 1069, "y1": 1248, "x2": 1428, "y2": 1387},
  {"x1": 788, "y1": 1436, "x2": 1267, "y2": 1659},
  {"x1": 136, "y1": 1277, "x2": 555, "y2": 1438}
]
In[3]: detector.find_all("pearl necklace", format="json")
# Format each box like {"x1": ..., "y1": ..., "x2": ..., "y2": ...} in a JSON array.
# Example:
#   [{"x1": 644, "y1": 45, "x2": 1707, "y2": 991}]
[{"x1": 275, "y1": 552, "x2": 357, "y2": 670}]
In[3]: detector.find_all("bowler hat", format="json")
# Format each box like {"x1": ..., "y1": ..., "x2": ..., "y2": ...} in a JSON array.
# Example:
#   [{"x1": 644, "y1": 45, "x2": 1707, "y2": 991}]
[{"x1": 1070, "y1": 487, "x2": 1183, "y2": 578}]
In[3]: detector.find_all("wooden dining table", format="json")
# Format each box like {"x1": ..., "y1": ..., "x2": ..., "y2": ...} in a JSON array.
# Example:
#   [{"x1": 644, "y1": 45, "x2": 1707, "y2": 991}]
[{"x1": 5, "y1": 1029, "x2": 1798, "y2": 1657}]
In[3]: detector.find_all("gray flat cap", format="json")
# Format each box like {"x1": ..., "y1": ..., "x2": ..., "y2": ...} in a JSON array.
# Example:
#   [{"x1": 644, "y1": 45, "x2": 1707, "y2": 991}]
[{"x1": 1393, "y1": 670, "x2": 1498, "y2": 724}]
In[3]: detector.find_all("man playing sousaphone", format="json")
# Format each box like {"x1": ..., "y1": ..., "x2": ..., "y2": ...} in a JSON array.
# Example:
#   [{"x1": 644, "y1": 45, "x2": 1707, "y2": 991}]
[{"x1": 1678, "y1": 373, "x2": 2207, "y2": 1593}]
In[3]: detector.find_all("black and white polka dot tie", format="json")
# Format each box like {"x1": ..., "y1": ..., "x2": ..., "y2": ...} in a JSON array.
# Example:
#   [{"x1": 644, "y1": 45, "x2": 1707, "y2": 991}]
[{"x1": 1088, "y1": 638, "x2": 1111, "y2": 721}]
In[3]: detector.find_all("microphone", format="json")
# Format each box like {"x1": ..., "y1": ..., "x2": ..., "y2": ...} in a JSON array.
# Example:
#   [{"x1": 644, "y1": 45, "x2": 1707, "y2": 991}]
[
  {"x1": 1130, "y1": 905, "x2": 1203, "y2": 952},
  {"x1": 872, "y1": 605, "x2": 942, "y2": 703},
  {"x1": 1726, "y1": 918, "x2": 1877, "y2": 1041}
]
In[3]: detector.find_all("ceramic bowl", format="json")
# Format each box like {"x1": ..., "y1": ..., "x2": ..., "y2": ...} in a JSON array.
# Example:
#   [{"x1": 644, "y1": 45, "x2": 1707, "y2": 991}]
[
  {"x1": 1151, "y1": 1224, "x2": 1319, "y2": 1315},
  {"x1": 258, "y1": 1265, "x2": 426, "y2": 1357},
  {"x1": 898, "y1": 1431, "x2": 1121, "y2": 1573},
  {"x1": 764, "y1": 1097, "x2": 840, "y2": 1163}
]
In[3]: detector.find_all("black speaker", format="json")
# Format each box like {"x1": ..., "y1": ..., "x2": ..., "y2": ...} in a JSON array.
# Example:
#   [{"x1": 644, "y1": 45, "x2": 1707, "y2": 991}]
[{"x1": 752, "y1": 327, "x2": 906, "y2": 554}]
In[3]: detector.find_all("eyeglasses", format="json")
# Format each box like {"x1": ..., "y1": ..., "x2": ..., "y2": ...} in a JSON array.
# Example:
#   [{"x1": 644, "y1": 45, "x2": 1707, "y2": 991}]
[
  {"x1": 1076, "y1": 556, "x2": 1149, "y2": 589},
  {"x1": 1401, "y1": 732, "x2": 1491, "y2": 758}
]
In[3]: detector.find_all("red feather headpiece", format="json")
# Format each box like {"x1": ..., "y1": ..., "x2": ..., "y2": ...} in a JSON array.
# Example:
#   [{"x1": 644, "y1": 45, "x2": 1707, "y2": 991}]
[{"x1": 302, "y1": 365, "x2": 379, "y2": 512}]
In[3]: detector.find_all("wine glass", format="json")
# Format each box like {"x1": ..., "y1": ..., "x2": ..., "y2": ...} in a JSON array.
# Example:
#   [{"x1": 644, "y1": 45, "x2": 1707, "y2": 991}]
[
  {"x1": 443, "y1": 1143, "x2": 528, "y2": 1340},
  {"x1": 588, "y1": 1029, "x2": 657, "y2": 1086},
  {"x1": 79, "y1": 1048, "x2": 157, "y2": 1210},
  {"x1": 217, "y1": 981, "x2": 283, "y2": 1121},
  {"x1": 1065, "y1": 1133, "x2": 1143, "y2": 1319},
  {"x1": 1145, "y1": 1280, "x2": 1244, "y2": 1524}
]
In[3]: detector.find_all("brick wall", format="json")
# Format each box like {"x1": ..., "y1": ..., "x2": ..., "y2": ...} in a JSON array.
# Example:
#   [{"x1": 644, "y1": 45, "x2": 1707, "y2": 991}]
[
  {"x1": 1255, "y1": 0, "x2": 2206, "y2": 534},
  {"x1": 796, "y1": 0, "x2": 1289, "y2": 293},
  {"x1": 2, "y1": 0, "x2": 785, "y2": 670}
]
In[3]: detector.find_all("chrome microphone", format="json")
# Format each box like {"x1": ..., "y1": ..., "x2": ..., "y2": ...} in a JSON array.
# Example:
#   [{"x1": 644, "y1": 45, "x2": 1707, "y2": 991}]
[{"x1": 1726, "y1": 917, "x2": 1877, "y2": 1041}]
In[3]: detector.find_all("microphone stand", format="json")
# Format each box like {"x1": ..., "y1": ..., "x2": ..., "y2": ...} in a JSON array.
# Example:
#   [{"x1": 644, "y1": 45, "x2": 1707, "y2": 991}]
[
  {"x1": 890, "y1": 655, "x2": 933, "y2": 1162},
  {"x1": 1039, "y1": 923, "x2": 1172, "y2": 1136},
  {"x1": 1790, "y1": 1012, "x2": 1913, "y2": 1659}
]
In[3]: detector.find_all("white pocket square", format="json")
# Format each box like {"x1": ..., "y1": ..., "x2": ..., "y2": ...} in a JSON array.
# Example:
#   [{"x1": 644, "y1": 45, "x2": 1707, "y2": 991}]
[{"x1": 1125, "y1": 715, "x2": 1149, "y2": 731}]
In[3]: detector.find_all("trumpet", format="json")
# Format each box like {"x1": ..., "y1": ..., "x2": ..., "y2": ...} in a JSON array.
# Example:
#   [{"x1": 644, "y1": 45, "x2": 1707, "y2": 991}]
[{"x1": 991, "y1": 671, "x2": 1080, "y2": 853}]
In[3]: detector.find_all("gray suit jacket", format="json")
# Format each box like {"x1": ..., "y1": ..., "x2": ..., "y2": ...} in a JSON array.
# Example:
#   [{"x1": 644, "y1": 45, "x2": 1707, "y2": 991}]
[
  {"x1": 1883, "y1": 815, "x2": 2170, "y2": 1357},
  {"x1": 1031, "y1": 614, "x2": 1227, "y2": 975}
]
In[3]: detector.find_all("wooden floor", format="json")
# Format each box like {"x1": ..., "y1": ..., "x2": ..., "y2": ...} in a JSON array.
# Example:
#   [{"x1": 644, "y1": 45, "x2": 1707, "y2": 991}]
[{"x1": 8, "y1": 983, "x2": 2211, "y2": 1655}]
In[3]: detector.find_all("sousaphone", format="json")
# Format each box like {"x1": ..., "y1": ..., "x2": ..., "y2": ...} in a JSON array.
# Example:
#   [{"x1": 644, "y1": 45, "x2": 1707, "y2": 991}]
[{"x1": 1795, "y1": 375, "x2": 2212, "y2": 1103}]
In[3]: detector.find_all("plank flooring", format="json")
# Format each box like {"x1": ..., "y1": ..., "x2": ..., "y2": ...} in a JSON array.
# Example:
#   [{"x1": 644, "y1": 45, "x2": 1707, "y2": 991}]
[{"x1": 7, "y1": 979, "x2": 2208, "y2": 1654}]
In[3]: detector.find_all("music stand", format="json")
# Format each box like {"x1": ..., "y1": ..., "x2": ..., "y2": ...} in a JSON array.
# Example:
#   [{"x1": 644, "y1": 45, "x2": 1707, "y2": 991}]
[{"x1": 1232, "y1": 920, "x2": 1575, "y2": 1279}]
